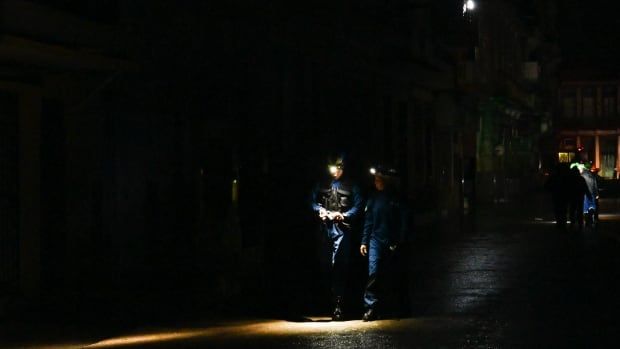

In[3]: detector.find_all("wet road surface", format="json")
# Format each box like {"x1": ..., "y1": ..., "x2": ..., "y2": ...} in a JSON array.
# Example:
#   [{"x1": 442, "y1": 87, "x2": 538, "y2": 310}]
[{"x1": 3, "y1": 195, "x2": 620, "y2": 348}]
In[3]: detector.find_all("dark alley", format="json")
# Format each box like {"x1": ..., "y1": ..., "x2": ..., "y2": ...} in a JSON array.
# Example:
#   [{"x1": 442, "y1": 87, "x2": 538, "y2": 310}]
[{"x1": 2, "y1": 0, "x2": 620, "y2": 348}]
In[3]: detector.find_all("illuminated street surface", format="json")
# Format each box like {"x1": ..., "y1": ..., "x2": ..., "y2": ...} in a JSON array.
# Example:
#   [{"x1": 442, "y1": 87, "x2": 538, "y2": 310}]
[
  {"x1": 5, "y1": 195, "x2": 620, "y2": 348},
  {"x1": 79, "y1": 317, "x2": 473, "y2": 348},
  {"x1": 10, "y1": 317, "x2": 478, "y2": 348}
]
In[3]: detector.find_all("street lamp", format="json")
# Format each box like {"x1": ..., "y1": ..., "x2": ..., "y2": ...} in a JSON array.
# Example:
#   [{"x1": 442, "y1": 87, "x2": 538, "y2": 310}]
[{"x1": 463, "y1": 0, "x2": 476, "y2": 14}]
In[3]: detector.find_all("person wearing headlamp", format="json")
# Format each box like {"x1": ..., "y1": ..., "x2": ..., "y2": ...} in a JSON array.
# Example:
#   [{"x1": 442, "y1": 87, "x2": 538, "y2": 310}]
[
  {"x1": 360, "y1": 165, "x2": 409, "y2": 321},
  {"x1": 311, "y1": 155, "x2": 363, "y2": 321}
]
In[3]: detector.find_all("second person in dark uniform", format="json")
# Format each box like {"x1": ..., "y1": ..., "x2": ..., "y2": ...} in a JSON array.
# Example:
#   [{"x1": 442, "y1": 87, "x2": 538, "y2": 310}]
[{"x1": 360, "y1": 166, "x2": 409, "y2": 321}]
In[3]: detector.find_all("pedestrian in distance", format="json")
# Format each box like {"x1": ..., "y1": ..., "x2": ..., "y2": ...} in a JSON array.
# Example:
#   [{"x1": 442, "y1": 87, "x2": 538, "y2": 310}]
[
  {"x1": 544, "y1": 163, "x2": 570, "y2": 230},
  {"x1": 577, "y1": 163, "x2": 599, "y2": 228},
  {"x1": 568, "y1": 164, "x2": 590, "y2": 232}
]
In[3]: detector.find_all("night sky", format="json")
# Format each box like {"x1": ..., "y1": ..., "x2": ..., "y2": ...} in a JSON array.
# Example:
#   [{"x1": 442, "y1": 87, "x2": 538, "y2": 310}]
[{"x1": 559, "y1": 0, "x2": 620, "y2": 70}]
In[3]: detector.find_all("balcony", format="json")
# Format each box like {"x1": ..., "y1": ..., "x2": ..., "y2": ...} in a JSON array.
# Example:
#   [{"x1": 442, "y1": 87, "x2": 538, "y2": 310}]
[
  {"x1": 0, "y1": 0, "x2": 133, "y2": 72},
  {"x1": 0, "y1": 0, "x2": 124, "y2": 54},
  {"x1": 555, "y1": 116, "x2": 620, "y2": 131}
]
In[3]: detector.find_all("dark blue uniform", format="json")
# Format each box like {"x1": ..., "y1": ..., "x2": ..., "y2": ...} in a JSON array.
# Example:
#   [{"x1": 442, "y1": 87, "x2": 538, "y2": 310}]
[
  {"x1": 311, "y1": 178, "x2": 363, "y2": 301},
  {"x1": 361, "y1": 190, "x2": 408, "y2": 311},
  {"x1": 581, "y1": 170, "x2": 598, "y2": 211},
  {"x1": 581, "y1": 170, "x2": 598, "y2": 226}
]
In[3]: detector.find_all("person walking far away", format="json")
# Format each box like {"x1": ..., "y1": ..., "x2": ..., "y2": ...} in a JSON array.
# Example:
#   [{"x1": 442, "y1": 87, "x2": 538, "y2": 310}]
[
  {"x1": 568, "y1": 164, "x2": 590, "y2": 232},
  {"x1": 545, "y1": 163, "x2": 570, "y2": 230},
  {"x1": 360, "y1": 165, "x2": 409, "y2": 321},
  {"x1": 577, "y1": 163, "x2": 599, "y2": 228},
  {"x1": 311, "y1": 155, "x2": 363, "y2": 321}
]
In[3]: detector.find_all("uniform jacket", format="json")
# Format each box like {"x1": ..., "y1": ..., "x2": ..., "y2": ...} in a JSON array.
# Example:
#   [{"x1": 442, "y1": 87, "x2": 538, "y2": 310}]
[
  {"x1": 311, "y1": 178, "x2": 363, "y2": 238},
  {"x1": 362, "y1": 190, "x2": 409, "y2": 247}
]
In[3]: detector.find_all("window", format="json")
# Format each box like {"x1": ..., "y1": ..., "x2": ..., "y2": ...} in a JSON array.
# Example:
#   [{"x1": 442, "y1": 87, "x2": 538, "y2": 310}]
[
  {"x1": 602, "y1": 85, "x2": 617, "y2": 117},
  {"x1": 563, "y1": 97, "x2": 575, "y2": 118},
  {"x1": 582, "y1": 86, "x2": 594, "y2": 118},
  {"x1": 558, "y1": 152, "x2": 575, "y2": 163},
  {"x1": 562, "y1": 87, "x2": 576, "y2": 118},
  {"x1": 600, "y1": 137, "x2": 618, "y2": 179}
]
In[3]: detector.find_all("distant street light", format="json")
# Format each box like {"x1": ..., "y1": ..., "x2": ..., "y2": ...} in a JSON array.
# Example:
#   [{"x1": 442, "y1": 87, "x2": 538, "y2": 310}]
[{"x1": 463, "y1": 0, "x2": 476, "y2": 14}]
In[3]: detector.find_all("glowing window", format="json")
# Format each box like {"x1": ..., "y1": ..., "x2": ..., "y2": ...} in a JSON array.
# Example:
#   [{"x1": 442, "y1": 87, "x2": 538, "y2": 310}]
[{"x1": 558, "y1": 152, "x2": 575, "y2": 163}]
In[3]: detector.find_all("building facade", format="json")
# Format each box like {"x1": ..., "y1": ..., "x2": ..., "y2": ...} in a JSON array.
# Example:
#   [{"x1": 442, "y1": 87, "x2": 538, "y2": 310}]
[
  {"x1": 1, "y1": 0, "x2": 133, "y2": 314},
  {"x1": 555, "y1": 74, "x2": 620, "y2": 179},
  {"x1": 0, "y1": 0, "x2": 565, "y2": 317},
  {"x1": 458, "y1": 0, "x2": 560, "y2": 202}
]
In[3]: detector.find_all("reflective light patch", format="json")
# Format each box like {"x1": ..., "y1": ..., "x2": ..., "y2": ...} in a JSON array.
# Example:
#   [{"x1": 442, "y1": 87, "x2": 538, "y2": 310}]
[{"x1": 83, "y1": 319, "x2": 404, "y2": 348}]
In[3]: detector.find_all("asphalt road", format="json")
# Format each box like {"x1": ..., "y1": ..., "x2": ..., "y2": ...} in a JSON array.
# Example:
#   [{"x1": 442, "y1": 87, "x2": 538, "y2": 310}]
[{"x1": 4, "y1": 195, "x2": 620, "y2": 348}]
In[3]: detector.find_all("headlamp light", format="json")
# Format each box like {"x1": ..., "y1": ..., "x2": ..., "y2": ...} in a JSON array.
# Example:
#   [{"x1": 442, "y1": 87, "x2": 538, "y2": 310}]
[{"x1": 369, "y1": 165, "x2": 399, "y2": 178}]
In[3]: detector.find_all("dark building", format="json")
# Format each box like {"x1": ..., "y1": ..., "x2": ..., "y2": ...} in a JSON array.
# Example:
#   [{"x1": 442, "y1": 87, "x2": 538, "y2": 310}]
[
  {"x1": 189, "y1": 0, "x2": 466, "y2": 310},
  {"x1": 458, "y1": 0, "x2": 560, "y2": 202},
  {"x1": 0, "y1": 0, "x2": 136, "y2": 312},
  {"x1": 553, "y1": 70, "x2": 620, "y2": 179},
  {"x1": 1, "y1": 0, "x2": 563, "y2": 318}
]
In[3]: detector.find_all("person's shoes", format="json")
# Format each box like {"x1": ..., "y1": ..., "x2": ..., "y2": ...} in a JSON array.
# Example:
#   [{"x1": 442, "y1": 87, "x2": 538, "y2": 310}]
[
  {"x1": 332, "y1": 305, "x2": 343, "y2": 321},
  {"x1": 362, "y1": 308, "x2": 377, "y2": 322},
  {"x1": 332, "y1": 297, "x2": 343, "y2": 321}
]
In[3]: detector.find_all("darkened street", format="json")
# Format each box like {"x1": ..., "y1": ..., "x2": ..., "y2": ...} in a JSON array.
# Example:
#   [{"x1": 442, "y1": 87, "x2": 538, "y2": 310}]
[
  {"x1": 3, "y1": 192, "x2": 620, "y2": 348},
  {"x1": 2, "y1": 0, "x2": 620, "y2": 348}
]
